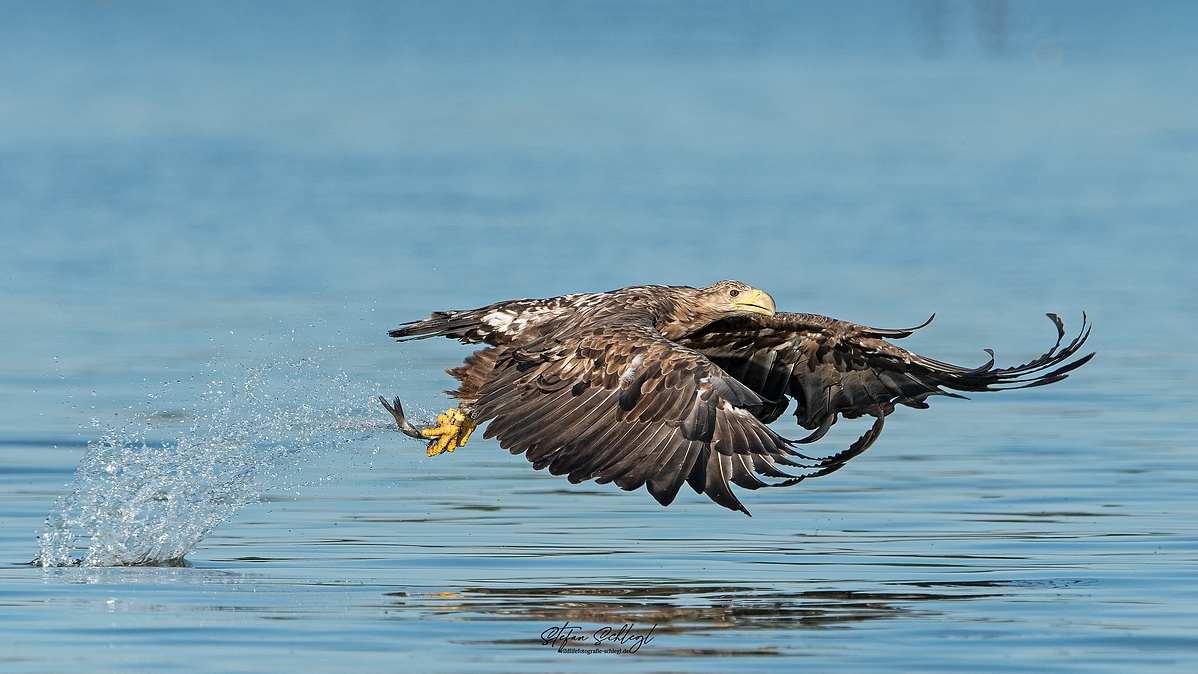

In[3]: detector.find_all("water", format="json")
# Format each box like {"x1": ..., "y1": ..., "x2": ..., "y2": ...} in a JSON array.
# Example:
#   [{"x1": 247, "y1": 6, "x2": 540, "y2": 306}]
[
  {"x1": 2, "y1": 1, "x2": 1197, "y2": 671},
  {"x1": 35, "y1": 361, "x2": 381, "y2": 567}
]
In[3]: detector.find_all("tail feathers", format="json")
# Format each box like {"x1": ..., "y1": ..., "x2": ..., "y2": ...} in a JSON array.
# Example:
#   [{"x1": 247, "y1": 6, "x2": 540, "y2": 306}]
[{"x1": 388, "y1": 310, "x2": 496, "y2": 344}]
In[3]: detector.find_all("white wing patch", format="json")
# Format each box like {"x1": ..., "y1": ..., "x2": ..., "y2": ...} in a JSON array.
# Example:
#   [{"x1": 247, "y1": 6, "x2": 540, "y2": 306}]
[
  {"x1": 722, "y1": 401, "x2": 753, "y2": 417},
  {"x1": 482, "y1": 310, "x2": 517, "y2": 334},
  {"x1": 483, "y1": 306, "x2": 570, "y2": 338},
  {"x1": 618, "y1": 354, "x2": 645, "y2": 387}
]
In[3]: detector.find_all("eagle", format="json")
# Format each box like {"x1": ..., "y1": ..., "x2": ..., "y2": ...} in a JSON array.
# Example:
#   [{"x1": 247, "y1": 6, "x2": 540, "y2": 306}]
[{"x1": 380, "y1": 280, "x2": 1092, "y2": 515}]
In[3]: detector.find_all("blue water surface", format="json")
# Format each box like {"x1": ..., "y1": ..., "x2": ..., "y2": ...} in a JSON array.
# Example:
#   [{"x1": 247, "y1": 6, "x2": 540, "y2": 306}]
[{"x1": 1, "y1": 2, "x2": 1196, "y2": 671}]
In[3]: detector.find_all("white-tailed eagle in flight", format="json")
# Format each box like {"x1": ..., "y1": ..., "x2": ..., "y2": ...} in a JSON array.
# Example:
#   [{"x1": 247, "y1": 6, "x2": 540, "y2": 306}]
[{"x1": 380, "y1": 281, "x2": 1092, "y2": 515}]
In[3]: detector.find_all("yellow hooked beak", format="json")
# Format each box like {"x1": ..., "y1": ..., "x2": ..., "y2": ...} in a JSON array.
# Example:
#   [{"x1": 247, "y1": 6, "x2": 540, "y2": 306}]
[{"x1": 734, "y1": 288, "x2": 776, "y2": 316}]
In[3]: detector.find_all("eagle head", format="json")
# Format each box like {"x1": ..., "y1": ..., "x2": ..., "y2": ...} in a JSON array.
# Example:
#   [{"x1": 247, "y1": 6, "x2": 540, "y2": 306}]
[{"x1": 702, "y1": 280, "x2": 776, "y2": 317}]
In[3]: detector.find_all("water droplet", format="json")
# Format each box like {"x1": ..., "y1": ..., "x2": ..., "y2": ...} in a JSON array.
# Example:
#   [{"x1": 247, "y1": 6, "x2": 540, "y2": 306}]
[{"x1": 36, "y1": 360, "x2": 378, "y2": 567}]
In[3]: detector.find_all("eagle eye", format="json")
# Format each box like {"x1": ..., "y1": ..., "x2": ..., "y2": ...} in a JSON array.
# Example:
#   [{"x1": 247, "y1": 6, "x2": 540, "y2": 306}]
[{"x1": 728, "y1": 289, "x2": 740, "y2": 298}]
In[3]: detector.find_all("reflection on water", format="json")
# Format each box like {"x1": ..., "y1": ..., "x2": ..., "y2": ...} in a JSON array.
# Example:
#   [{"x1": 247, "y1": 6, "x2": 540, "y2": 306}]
[{"x1": 391, "y1": 584, "x2": 998, "y2": 634}]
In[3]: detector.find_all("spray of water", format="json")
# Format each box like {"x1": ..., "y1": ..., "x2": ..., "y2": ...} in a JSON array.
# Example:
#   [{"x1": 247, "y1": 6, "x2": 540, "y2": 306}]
[{"x1": 37, "y1": 360, "x2": 387, "y2": 567}]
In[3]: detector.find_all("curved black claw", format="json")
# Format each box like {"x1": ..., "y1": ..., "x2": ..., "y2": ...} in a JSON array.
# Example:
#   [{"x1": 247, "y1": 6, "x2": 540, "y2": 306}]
[{"x1": 378, "y1": 396, "x2": 427, "y2": 439}]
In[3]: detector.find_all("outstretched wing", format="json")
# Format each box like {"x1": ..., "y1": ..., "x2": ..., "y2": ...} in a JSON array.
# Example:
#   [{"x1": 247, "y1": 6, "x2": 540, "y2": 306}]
[
  {"x1": 677, "y1": 312, "x2": 1094, "y2": 444},
  {"x1": 468, "y1": 316, "x2": 845, "y2": 515}
]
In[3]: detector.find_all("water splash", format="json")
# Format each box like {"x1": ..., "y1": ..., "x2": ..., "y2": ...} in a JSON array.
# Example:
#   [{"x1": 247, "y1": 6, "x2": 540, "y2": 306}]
[{"x1": 37, "y1": 360, "x2": 383, "y2": 567}]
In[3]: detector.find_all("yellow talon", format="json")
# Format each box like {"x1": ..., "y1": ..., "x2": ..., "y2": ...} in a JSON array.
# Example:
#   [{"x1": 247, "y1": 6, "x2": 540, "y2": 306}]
[{"x1": 420, "y1": 408, "x2": 476, "y2": 457}]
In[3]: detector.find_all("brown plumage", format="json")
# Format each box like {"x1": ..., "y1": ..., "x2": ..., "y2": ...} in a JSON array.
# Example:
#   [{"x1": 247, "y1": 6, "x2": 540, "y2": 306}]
[{"x1": 387, "y1": 280, "x2": 1093, "y2": 515}]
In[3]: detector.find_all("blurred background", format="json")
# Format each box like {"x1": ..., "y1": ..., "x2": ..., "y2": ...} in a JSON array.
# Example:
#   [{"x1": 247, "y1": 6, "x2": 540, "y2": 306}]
[{"x1": 2, "y1": 1, "x2": 1194, "y2": 436}]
